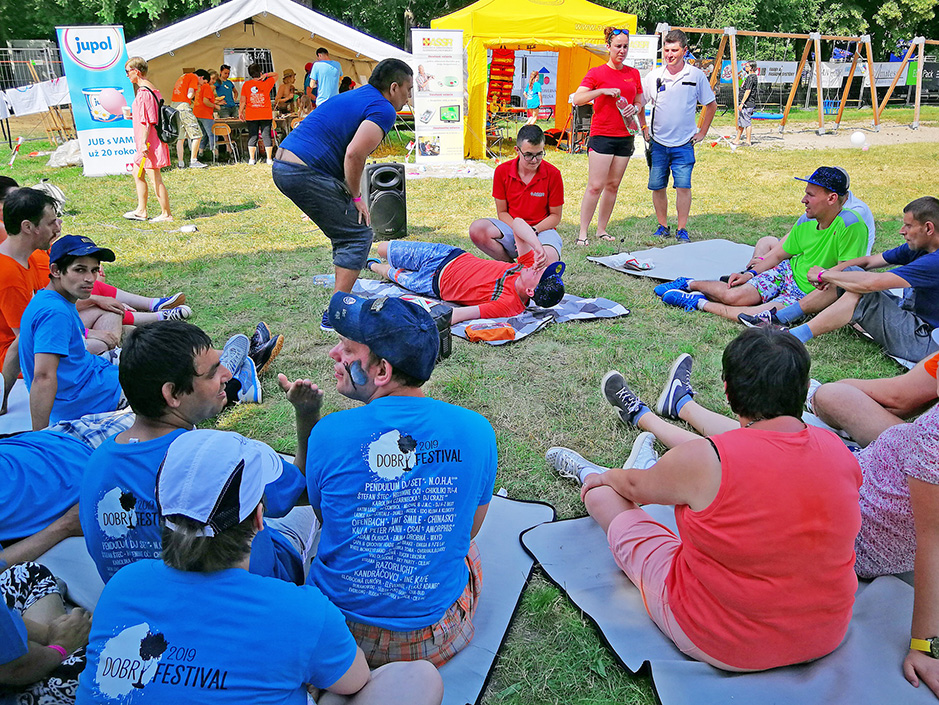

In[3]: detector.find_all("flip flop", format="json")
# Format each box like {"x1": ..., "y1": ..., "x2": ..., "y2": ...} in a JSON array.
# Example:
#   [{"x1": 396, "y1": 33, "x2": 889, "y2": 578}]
[
  {"x1": 598, "y1": 234, "x2": 615, "y2": 242},
  {"x1": 122, "y1": 211, "x2": 146, "y2": 221},
  {"x1": 576, "y1": 237, "x2": 589, "y2": 246},
  {"x1": 149, "y1": 214, "x2": 174, "y2": 223}
]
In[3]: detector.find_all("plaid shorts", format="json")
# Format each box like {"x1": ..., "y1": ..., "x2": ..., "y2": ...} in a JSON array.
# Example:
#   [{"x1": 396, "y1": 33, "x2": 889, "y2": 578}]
[
  {"x1": 749, "y1": 259, "x2": 806, "y2": 306},
  {"x1": 174, "y1": 102, "x2": 201, "y2": 141},
  {"x1": 347, "y1": 541, "x2": 482, "y2": 668}
]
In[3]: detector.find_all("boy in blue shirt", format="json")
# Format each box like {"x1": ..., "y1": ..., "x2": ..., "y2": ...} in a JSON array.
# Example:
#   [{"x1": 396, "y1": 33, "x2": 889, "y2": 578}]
[{"x1": 19, "y1": 235, "x2": 123, "y2": 429}]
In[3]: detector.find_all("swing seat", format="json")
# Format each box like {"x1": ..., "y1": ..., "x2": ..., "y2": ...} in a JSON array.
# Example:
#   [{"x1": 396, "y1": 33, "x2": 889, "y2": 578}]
[
  {"x1": 753, "y1": 111, "x2": 783, "y2": 120},
  {"x1": 823, "y1": 100, "x2": 839, "y2": 115}
]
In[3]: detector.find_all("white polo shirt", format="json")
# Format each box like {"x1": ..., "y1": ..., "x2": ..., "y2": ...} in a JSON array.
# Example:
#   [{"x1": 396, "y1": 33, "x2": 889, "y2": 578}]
[{"x1": 642, "y1": 62, "x2": 716, "y2": 147}]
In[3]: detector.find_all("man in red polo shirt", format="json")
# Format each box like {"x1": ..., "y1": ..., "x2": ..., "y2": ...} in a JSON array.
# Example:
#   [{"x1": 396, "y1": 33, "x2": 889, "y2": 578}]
[{"x1": 469, "y1": 125, "x2": 564, "y2": 265}]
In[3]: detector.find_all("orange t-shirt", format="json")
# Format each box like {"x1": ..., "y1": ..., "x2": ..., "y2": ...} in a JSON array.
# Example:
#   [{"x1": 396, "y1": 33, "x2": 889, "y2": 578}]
[
  {"x1": 193, "y1": 83, "x2": 216, "y2": 119},
  {"x1": 438, "y1": 250, "x2": 533, "y2": 319},
  {"x1": 0, "y1": 249, "x2": 49, "y2": 367},
  {"x1": 171, "y1": 73, "x2": 198, "y2": 104},
  {"x1": 242, "y1": 76, "x2": 277, "y2": 121},
  {"x1": 926, "y1": 352, "x2": 939, "y2": 379}
]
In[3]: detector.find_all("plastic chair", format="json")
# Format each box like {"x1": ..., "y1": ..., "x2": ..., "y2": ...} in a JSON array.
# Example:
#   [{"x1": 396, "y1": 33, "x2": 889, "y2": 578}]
[{"x1": 211, "y1": 122, "x2": 239, "y2": 162}]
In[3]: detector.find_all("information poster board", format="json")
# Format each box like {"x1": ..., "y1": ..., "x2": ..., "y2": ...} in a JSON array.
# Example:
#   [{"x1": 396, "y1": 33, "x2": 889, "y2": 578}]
[
  {"x1": 56, "y1": 25, "x2": 135, "y2": 176},
  {"x1": 624, "y1": 35, "x2": 658, "y2": 76},
  {"x1": 721, "y1": 61, "x2": 798, "y2": 84},
  {"x1": 411, "y1": 28, "x2": 464, "y2": 163}
]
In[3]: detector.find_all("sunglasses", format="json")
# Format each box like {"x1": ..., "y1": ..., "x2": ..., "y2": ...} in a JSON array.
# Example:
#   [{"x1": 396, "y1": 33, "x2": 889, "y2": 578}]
[{"x1": 610, "y1": 29, "x2": 629, "y2": 36}]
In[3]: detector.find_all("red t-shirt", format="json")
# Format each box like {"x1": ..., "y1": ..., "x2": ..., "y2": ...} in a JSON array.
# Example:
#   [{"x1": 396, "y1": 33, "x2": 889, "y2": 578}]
[
  {"x1": 242, "y1": 76, "x2": 277, "y2": 121},
  {"x1": 926, "y1": 351, "x2": 939, "y2": 379},
  {"x1": 0, "y1": 250, "x2": 49, "y2": 367},
  {"x1": 580, "y1": 63, "x2": 643, "y2": 137},
  {"x1": 171, "y1": 73, "x2": 198, "y2": 104},
  {"x1": 439, "y1": 250, "x2": 535, "y2": 319},
  {"x1": 492, "y1": 158, "x2": 564, "y2": 227},
  {"x1": 193, "y1": 83, "x2": 216, "y2": 119},
  {"x1": 666, "y1": 425, "x2": 861, "y2": 670}
]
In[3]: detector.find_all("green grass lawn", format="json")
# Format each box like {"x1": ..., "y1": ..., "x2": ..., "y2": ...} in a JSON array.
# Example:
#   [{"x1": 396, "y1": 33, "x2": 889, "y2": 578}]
[{"x1": 3, "y1": 120, "x2": 937, "y2": 704}]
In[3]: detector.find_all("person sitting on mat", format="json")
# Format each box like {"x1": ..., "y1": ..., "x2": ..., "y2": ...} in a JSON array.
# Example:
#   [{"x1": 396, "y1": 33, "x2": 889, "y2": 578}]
[
  {"x1": 305, "y1": 293, "x2": 496, "y2": 667},
  {"x1": 547, "y1": 327, "x2": 861, "y2": 672},
  {"x1": 366, "y1": 234, "x2": 565, "y2": 324},
  {"x1": 468, "y1": 125, "x2": 563, "y2": 266},
  {"x1": 655, "y1": 167, "x2": 868, "y2": 323}
]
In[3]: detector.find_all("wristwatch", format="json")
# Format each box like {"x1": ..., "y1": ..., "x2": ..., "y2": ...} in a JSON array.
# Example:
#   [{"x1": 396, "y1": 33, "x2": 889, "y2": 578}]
[{"x1": 911, "y1": 637, "x2": 939, "y2": 658}]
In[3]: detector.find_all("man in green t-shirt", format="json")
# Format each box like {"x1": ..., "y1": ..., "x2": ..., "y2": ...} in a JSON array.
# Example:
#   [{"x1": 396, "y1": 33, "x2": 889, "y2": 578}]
[{"x1": 656, "y1": 167, "x2": 868, "y2": 322}]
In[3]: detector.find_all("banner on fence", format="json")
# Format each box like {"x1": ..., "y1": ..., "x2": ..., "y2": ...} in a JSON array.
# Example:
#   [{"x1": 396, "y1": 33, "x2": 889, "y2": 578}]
[
  {"x1": 55, "y1": 25, "x2": 135, "y2": 176},
  {"x1": 721, "y1": 61, "x2": 798, "y2": 84},
  {"x1": 411, "y1": 28, "x2": 464, "y2": 163},
  {"x1": 907, "y1": 56, "x2": 939, "y2": 91}
]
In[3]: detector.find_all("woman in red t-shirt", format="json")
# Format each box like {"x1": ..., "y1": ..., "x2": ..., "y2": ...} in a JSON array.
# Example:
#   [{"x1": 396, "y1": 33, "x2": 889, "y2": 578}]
[
  {"x1": 238, "y1": 63, "x2": 279, "y2": 164},
  {"x1": 123, "y1": 56, "x2": 172, "y2": 222},
  {"x1": 572, "y1": 27, "x2": 644, "y2": 245}
]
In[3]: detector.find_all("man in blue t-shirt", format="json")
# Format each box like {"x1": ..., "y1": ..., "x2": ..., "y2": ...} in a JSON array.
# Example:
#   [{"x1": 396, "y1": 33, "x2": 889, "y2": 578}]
[
  {"x1": 77, "y1": 429, "x2": 443, "y2": 705},
  {"x1": 80, "y1": 321, "x2": 319, "y2": 585},
  {"x1": 273, "y1": 58, "x2": 412, "y2": 331},
  {"x1": 310, "y1": 48, "x2": 342, "y2": 105},
  {"x1": 19, "y1": 234, "x2": 123, "y2": 430},
  {"x1": 299, "y1": 292, "x2": 497, "y2": 668},
  {"x1": 750, "y1": 197, "x2": 939, "y2": 362}
]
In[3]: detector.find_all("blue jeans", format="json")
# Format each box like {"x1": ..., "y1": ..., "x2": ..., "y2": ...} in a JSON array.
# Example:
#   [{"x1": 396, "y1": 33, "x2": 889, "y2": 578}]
[
  {"x1": 386, "y1": 241, "x2": 459, "y2": 295},
  {"x1": 648, "y1": 139, "x2": 695, "y2": 190}
]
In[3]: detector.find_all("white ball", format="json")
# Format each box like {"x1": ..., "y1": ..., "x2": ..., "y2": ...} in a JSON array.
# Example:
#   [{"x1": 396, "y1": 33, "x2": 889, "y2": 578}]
[{"x1": 850, "y1": 131, "x2": 866, "y2": 146}]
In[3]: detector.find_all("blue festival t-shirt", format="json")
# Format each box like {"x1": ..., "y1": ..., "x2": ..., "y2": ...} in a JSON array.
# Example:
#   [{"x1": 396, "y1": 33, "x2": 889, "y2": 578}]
[
  {"x1": 306, "y1": 395, "x2": 497, "y2": 630},
  {"x1": 76, "y1": 560, "x2": 358, "y2": 704},
  {"x1": 215, "y1": 79, "x2": 236, "y2": 108},
  {"x1": 882, "y1": 244, "x2": 939, "y2": 328},
  {"x1": 80, "y1": 430, "x2": 305, "y2": 584},
  {"x1": 0, "y1": 602, "x2": 28, "y2": 665},
  {"x1": 279, "y1": 84, "x2": 396, "y2": 181},
  {"x1": 18, "y1": 289, "x2": 122, "y2": 424},
  {"x1": 310, "y1": 60, "x2": 341, "y2": 103},
  {"x1": 0, "y1": 430, "x2": 92, "y2": 542}
]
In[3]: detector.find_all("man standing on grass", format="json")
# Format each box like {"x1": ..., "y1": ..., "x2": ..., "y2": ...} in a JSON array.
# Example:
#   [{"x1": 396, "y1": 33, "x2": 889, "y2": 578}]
[
  {"x1": 468, "y1": 124, "x2": 564, "y2": 266},
  {"x1": 740, "y1": 196, "x2": 939, "y2": 362},
  {"x1": 641, "y1": 29, "x2": 717, "y2": 243},
  {"x1": 310, "y1": 47, "x2": 342, "y2": 105},
  {"x1": 655, "y1": 167, "x2": 868, "y2": 323},
  {"x1": 170, "y1": 68, "x2": 208, "y2": 169},
  {"x1": 272, "y1": 59, "x2": 412, "y2": 331},
  {"x1": 733, "y1": 61, "x2": 757, "y2": 146},
  {"x1": 303, "y1": 292, "x2": 496, "y2": 667}
]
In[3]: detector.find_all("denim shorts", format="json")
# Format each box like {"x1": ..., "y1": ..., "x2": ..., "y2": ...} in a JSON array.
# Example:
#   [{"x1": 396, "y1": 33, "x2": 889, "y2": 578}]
[
  {"x1": 648, "y1": 139, "x2": 695, "y2": 190},
  {"x1": 485, "y1": 218, "x2": 563, "y2": 258},
  {"x1": 386, "y1": 240, "x2": 458, "y2": 295},
  {"x1": 272, "y1": 161, "x2": 373, "y2": 270}
]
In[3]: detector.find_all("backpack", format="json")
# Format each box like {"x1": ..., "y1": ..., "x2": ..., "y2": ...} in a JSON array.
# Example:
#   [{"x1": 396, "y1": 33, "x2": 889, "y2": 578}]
[{"x1": 141, "y1": 86, "x2": 179, "y2": 144}]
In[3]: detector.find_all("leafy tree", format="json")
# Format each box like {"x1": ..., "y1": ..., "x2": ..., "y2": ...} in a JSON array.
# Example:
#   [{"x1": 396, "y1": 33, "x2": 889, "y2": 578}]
[
  {"x1": 133, "y1": 631, "x2": 169, "y2": 689},
  {"x1": 119, "y1": 491, "x2": 137, "y2": 530}
]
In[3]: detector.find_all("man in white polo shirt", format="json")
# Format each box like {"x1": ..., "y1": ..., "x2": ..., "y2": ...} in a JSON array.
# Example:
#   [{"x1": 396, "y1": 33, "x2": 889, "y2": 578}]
[{"x1": 641, "y1": 29, "x2": 716, "y2": 243}]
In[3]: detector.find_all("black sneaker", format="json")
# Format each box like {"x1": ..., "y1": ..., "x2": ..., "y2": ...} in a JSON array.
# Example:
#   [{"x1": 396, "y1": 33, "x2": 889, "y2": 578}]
[
  {"x1": 249, "y1": 334, "x2": 284, "y2": 376},
  {"x1": 655, "y1": 354, "x2": 695, "y2": 419},
  {"x1": 249, "y1": 321, "x2": 271, "y2": 356},
  {"x1": 320, "y1": 310, "x2": 334, "y2": 332},
  {"x1": 601, "y1": 370, "x2": 648, "y2": 426},
  {"x1": 737, "y1": 308, "x2": 784, "y2": 329}
]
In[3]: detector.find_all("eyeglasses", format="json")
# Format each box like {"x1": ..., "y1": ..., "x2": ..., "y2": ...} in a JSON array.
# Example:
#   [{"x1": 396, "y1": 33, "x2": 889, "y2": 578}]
[
  {"x1": 520, "y1": 150, "x2": 545, "y2": 161},
  {"x1": 610, "y1": 29, "x2": 629, "y2": 36}
]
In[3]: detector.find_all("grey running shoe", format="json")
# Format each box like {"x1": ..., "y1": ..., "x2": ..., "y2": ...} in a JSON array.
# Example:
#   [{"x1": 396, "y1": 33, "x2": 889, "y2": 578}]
[
  {"x1": 546, "y1": 447, "x2": 606, "y2": 484},
  {"x1": 737, "y1": 307, "x2": 784, "y2": 329},
  {"x1": 219, "y1": 334, "x2": 250, "y2": 375},
  {"x1": 601, "y1": 370, "x2": 649, "y2": 426},
  {"x1": 656, "y1": 354, "x2": 695, "y2": 419},
  {"x1": 623, "y1": 432, "x2": 659, "y2": 470}
]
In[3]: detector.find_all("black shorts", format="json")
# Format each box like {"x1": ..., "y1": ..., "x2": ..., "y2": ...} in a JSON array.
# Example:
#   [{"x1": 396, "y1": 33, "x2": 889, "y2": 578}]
[{"x1": 588, "y1": 134, "x2": 635, "y2": 157}]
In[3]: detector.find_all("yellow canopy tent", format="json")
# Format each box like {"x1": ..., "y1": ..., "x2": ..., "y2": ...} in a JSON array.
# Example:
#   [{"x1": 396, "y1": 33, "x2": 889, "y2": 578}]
[{"x1": 432, "y1": 0, "x2": 637, "y2": 158}]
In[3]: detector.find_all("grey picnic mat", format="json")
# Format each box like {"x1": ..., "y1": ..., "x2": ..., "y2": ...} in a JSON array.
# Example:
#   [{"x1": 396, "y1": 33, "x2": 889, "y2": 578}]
[
  {"x1": 331, "y1": 278, "x2": 629, "y2": 345},
  {"x1": 521, "y1": 503, "x2": 932, "y2": 705},
  {"x1": 588, "y1": 239, "x2": 754, "y2": 282},
  {"x1": 0, "y1": 381, "x2": 30, "y2": 436}
]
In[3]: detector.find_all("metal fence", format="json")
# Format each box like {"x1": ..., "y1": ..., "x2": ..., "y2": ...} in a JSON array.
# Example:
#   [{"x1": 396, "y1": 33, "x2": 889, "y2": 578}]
[{"x1": 0, "y1": 42, "x2": 65, "y2": 92}]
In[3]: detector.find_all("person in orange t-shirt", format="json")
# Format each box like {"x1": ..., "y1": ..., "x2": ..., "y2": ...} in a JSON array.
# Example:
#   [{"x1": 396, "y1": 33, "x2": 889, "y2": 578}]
[
  {"x1": 0, "y1": 187, "x2": 61, "y2": 413},
  {"x1": 239, "y1": 63, "x2": 279, "y2": 164},
  {"x1": 171, "y1": 69, "x2": 208, "y2": 168},
  {"x1": 193, "y1": 69, "x2": 219, "y2": 159}
]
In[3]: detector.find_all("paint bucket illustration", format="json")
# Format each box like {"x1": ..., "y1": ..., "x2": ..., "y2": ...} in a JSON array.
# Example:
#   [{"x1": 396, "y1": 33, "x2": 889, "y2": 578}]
[{"x1": 83, "y1": 87, "x2": 125, "y2": 122}]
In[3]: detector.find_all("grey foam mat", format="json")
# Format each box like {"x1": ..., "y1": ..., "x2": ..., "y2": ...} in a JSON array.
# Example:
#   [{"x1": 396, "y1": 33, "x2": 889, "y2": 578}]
[
  {"x1": 521, "y1": 504, "x2": 933, "y2": 705},
  {"x1": 589, "y1": 239, "x2": 755, "y2": 282},
  {"x1": 0, "y1": 381, "x2": 30, "y2": 436},
  {"x1": 36, "y1": 536, "x2": 105, "y2": 612},
  {"x1": 439, "y1": 495, "x2": 555, "y2": 705}
]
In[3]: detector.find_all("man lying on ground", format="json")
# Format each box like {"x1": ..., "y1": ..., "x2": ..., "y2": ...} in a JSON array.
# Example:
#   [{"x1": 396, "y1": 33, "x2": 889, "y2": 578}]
[
  {"x1": 77, "y1": 429, "x2": 444, "y2": 705},
  {"x1": 655, "y1": 167, "x2": 868, "y2": 322},
  {"x1": 469, "y1": 124, "x2": 563, "y2": 265},
  {"x1": 739, "y1": 196, "x2": 939, "y2": 363},
  {"x1": 80, "y1": 320, "x2": 316, "y2": 585},
  {"x1": 306, "y1": 292, "x2": 496, "y2": 667},
  {"x1": 546, "y1": 327, "x2": 861, "y2": 672},
  {"x1": 366, "y1": 234, "x2": 565, "y2": 324}
]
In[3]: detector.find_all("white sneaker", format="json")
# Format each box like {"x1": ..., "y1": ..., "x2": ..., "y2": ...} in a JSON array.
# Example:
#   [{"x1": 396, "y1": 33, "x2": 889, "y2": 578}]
[
  {"x1": 266, "y1": 158, "x2": 273, "y2": 165},
  {"x1": 189, "y1": 159, "x2": 207, "y2": 169},
  {"x1": 247, "y1": 159, "x2": 256, "y2": 165},
  {"x1": 545, "y1": 447, "x2": 606, "y2": 484},
  {"x1": 623, "y1": 432, "x2": 658, "y2": 470}
]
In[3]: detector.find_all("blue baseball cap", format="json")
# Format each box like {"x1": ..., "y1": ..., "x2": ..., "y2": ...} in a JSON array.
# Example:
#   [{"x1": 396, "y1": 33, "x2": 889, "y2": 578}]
[
  {"x1": 533, "y1": 261, "x2": 566, "y2": 308},
  {"x1": 328, "y1": 292, "x2": 439, "y2": 381},
  {"x1": 49, "y1": 234, "x2": 115, "y2": 265},
  {"x1": 794, "y1": 167, "x2": 849, "y2": 196}
]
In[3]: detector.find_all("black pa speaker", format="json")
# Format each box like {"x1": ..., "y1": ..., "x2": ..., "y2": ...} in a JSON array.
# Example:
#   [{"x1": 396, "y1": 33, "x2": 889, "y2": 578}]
[{"x1": 361, "y1": 162, "x2": 407, "y2": 240}]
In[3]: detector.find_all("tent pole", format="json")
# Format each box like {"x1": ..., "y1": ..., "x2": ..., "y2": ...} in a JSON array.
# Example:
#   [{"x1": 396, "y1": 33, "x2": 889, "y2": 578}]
[
  {"x1": 780, "y1": 38, "x2": 811, "y2": 133},
  {"x1": 912, "y1": 37, "x2": 925, "y2": 129}
]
